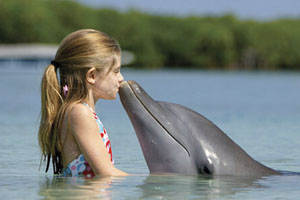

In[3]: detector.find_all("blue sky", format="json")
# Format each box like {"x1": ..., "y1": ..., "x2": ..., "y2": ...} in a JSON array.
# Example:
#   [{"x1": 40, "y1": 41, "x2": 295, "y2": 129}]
[{"x1": 77, "y1": 0, "x2": 300, "y2": 20}]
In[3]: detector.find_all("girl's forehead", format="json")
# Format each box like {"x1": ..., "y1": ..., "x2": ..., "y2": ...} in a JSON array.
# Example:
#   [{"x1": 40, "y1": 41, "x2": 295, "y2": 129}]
[
  {"x1": 99, "y1": 55, "x2": 121, "y2": 76},
  {"x1": 111, "y1": 54, "x2": 121, "y2": 68}
]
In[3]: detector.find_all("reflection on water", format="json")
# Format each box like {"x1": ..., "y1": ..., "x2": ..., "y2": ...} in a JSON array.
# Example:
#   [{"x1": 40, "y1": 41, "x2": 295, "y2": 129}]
[
  {"x1": 38, "y1": 174, "x2": 276, "y2": 200},
  {"x1": 39, "y1": 176, "x2": 117, "y2": 200},
  {"x1": 38, "y1": 172, "x2": 300, "y2": 199},
  {"x1": 137, "y1": 175, "x2": 265, "y2": 200}
]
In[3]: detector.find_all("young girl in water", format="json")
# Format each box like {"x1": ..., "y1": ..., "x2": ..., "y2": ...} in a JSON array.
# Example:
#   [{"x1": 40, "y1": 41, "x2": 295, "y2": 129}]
[{"x1": 38, "y1": 29, "x2": 127, "y2": 178}]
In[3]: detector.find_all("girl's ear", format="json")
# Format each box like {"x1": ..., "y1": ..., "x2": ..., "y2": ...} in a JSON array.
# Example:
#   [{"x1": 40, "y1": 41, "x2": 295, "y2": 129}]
[{"x1": 86, "y1": 67, "x2": 97, "y2": 85}]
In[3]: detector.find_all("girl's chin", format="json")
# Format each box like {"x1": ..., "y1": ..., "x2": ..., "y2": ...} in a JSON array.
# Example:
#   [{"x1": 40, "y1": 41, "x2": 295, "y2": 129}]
[
  {"x1": 103, "y1": 94, "x2": 117, "y2": 100},
  {"x1": 96, "y1": 91, "x2": 118, "y2": 100}
]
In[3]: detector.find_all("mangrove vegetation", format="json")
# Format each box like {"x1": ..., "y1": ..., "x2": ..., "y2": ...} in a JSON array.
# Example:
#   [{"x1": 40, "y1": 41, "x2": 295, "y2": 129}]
[{"x1": 1, "y1": 0, "x2": 300, "y2": 70}]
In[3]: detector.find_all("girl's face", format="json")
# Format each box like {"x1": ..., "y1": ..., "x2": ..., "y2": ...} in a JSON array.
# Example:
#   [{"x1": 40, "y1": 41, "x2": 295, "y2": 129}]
[{"x1": 93, "y1": 55, "x2": 124, "y2": 100}]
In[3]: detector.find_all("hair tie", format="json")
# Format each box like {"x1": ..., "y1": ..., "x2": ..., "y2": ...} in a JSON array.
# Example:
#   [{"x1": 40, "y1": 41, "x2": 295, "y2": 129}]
[
  {"x1": 63, "y1": 85, "x2": 69, "y2": 97},
  {"x1": 51, "y1": 60, "x2": 61, "y2": 70}
]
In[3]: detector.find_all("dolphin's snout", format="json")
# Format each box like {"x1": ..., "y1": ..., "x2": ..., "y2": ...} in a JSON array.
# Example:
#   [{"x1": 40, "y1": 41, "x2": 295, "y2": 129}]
[
  {"x1": 119, "y1": 80, "x2": 139, "y2": 90},
  {"x1": 120, "y1": 81, "x2": 129, "y2": 89}
]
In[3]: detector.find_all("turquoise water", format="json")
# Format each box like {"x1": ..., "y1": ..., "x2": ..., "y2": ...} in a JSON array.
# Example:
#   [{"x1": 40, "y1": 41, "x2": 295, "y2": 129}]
[{"x1": 0, "y1": 61, "x2": 300, "y2": 199}]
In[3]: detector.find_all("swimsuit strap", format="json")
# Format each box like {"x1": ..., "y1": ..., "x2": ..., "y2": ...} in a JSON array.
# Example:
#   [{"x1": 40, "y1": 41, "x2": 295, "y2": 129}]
[
  {"x1": 82, "y1": 102, "x2": 95, "y2": 113},
  {"x1": 82, "y1": 102, "x2": 104, "y2": 126},
  {"x1": 82, "y1": 102, "x2": 113, "y2": 163}
]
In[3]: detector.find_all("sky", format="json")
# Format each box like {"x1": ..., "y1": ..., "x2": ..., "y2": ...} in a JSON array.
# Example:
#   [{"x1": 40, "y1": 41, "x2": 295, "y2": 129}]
[{"x1": 77, "y1": 0, "x2": 300, "y2": 20}]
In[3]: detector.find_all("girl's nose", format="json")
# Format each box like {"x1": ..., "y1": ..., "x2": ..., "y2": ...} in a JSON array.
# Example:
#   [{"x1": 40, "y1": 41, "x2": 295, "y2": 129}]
[{"x1": 119, "y1": 72, "x2": 124, "y2": 83}]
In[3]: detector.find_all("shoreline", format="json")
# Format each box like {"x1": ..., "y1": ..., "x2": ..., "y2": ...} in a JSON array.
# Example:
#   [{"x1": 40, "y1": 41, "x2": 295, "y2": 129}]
[{"x1": 0, "y1": 44, "x2": 134, "y2": 65}]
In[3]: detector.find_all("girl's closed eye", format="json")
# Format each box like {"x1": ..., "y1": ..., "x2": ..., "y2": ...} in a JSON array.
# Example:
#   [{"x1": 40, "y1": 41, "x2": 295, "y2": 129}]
[{"x1": 114, "y1": 67, "x2": 121, "y2": 74}]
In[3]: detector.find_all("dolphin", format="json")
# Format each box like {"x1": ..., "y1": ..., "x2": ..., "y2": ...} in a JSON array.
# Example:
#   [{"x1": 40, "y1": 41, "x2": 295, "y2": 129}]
[{"x1": 119, "y1": 80, "x2": 280, "y2": 177}]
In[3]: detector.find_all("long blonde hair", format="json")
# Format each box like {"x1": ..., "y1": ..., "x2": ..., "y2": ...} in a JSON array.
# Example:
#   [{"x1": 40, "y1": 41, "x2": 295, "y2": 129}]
[{"x1": 38, "y1": 29, "x2": 121, "y2": 174}]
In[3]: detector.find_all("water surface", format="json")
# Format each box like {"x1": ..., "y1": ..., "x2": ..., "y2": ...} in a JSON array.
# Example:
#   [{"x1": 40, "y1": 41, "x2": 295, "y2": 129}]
[{"x1": 0, "y1": 61, "x2": 299, "y2": 199}]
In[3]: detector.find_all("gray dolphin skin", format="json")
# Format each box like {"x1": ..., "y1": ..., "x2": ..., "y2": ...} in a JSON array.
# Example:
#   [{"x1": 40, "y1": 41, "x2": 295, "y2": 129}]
[{"x1": 119, "y1": 80, "x2": 280, "y2": 177}]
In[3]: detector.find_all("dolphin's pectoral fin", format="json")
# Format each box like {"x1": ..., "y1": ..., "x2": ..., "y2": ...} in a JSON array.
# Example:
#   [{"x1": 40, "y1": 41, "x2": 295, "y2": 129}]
[
  {"x1": 198, "y1": 163, "x2": 214, "y2": 175},
  {"x1": 198, "y1": 166, "x2": 211, "y2": 175}
]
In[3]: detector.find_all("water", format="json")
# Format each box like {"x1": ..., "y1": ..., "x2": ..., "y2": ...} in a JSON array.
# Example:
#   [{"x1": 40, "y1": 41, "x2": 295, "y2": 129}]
[{"x1": 0, "y1": 61, "x2": 300, "y2": 199}]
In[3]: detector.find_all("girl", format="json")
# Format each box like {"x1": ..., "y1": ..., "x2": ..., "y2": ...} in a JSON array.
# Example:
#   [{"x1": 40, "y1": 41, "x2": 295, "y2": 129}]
[{"x1": 38, "y1": 29, "x2": 127, "y2": 178}]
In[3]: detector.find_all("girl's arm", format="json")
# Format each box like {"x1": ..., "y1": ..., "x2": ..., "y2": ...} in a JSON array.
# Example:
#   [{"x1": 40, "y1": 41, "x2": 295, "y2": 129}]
[{"x1": 69, "y1": 104, "x2": 128, "y2": 176}]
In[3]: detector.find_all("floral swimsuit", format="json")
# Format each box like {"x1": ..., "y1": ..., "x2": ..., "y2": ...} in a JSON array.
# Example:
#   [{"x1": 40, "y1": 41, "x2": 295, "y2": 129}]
[{"x1": 61, "y1": 103, "x2": 113, "y2": 178}]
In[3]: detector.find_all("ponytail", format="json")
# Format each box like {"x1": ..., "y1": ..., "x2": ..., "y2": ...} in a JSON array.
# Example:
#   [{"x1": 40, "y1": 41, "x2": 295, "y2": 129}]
[{"x1": 38, "y1": 64, "x2": 63, "y2": 174}]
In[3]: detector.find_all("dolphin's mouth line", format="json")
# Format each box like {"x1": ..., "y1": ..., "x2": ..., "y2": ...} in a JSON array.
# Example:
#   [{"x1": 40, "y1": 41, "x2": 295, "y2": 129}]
[{"x1": 127, "y1": 82, "x2": 190, "y2": 157}]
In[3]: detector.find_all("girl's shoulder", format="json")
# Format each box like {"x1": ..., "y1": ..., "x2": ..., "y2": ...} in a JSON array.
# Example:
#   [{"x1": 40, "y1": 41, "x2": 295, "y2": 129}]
[
  {"x1": 66, "y1": 103, "x2": 94, "y2": 123},
  {"x1": 65, "y1": 103, "x2": 99, "y2": 137}
]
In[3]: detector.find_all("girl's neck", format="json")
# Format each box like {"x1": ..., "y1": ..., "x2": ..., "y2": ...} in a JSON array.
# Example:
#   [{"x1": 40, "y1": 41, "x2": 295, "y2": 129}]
[
  {"x1": 83, "y1": 90, "x2": 96, "y2": 111},
  {"x1": 84, "y1": 84, "x2": 100, "y2": 111}
]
